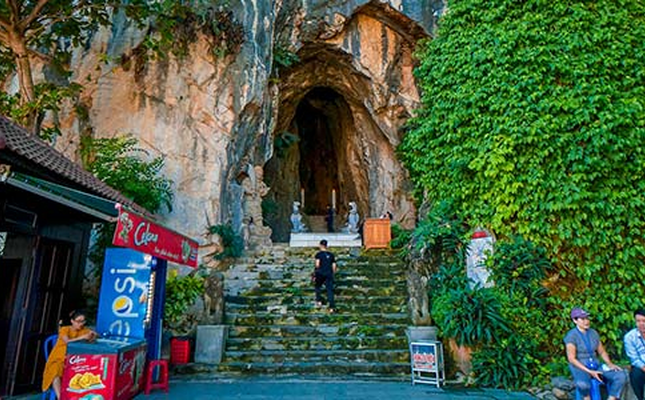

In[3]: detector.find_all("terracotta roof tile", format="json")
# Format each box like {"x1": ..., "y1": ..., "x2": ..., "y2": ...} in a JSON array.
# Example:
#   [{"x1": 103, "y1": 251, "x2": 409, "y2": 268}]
[{"x1": 0, "y1": 115, "x2": 147, "y2": 215}]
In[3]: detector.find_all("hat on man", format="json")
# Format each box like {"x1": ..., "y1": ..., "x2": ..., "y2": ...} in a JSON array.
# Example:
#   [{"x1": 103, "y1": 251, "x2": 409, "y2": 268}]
[{"x1": 571, "y1": 307, "x2": 590, "y2": 320}]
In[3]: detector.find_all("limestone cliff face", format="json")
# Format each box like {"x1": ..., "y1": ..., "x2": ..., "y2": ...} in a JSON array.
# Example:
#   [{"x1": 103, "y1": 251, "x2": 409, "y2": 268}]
[{"x1": 58, "y1": 0, "x2": 444, "y2": 248}]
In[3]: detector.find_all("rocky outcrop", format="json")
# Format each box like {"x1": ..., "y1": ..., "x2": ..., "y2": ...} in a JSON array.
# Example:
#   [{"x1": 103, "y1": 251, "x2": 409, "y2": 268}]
[
  {"x1": 266, "y1": 0, "x2": 444, "y2": 239},
  {"x1": 55, "y1": 0, "x2": 445, "y2": 248}
]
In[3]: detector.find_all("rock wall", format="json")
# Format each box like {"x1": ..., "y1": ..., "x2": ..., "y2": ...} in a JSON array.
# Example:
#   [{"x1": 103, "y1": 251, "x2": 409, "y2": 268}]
[{"x1": 55, "y1": 0, "x2": 444, "y2": 251}]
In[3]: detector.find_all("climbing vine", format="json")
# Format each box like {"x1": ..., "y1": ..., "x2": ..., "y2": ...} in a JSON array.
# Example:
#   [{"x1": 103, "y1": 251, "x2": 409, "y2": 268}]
[
  {"x1": 132, "y1": 1, "x2": 244, "y2": 65},
  {"x1": 400, "y1": 0, "x2": 645, "y2": 388}
]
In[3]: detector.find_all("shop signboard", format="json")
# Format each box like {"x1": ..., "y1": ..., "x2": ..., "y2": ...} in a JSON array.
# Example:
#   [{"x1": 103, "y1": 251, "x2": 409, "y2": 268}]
[
  {"x1": 112, "y1": 207, "x2": 198, "y2": 268},
  {"x1": 410, "y1": 341, "x2": 445, "y2": 387}
]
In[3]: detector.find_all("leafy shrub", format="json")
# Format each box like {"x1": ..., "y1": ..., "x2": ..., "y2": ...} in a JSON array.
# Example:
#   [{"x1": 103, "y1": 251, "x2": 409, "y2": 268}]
[
  {"x1": 409, "y1": 208, "x2": 558, "y2": 387},
  {"x1": 431, "y1": 286, "x2": 510, "y2": 347},
  {"x1": 82, "y1": 135, "x2": 173, "y2": 213},
  {"x1": 488, "y1": 236, "x2": 551, "y2": 308},
  {"x1": 404, "y1": 201, "x2": 468, "y2": 275},
  {"x1": 472, "y1": 336, "x2": 538, "y2": 389},
  {"x1": 164, "y1": 270, "x2": 204, "y2": 334},
  {"x1": 273, "y1": 46, "x2": 300, "y2": 69},
  {"x1": 84, "y1": 135, "x2": 174, "y2": 271},
  {"x1": 390, "y1": 224, "x2": 412, "y2": 249},
  {"x1": 400, "y1": 0, "x2": 645, "y2": 387},
  {"x1": 208, "y1": 224, "x2": 244, "y2": 259}
]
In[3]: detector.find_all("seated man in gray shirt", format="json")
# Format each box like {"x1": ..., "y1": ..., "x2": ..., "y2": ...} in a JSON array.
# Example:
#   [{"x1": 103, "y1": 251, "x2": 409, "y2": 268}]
[
  {"x1": 624, "y1": 309, "x2": 645, "y2": 400},
  {"x1": 564, "y1": 307, "x2": 626, "y2": 400}
]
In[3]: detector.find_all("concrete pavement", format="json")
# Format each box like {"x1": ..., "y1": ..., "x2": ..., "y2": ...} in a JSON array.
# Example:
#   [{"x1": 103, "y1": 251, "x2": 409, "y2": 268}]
[{"x1": 133, "y1": 377, "x2": 536, "y2": 400}]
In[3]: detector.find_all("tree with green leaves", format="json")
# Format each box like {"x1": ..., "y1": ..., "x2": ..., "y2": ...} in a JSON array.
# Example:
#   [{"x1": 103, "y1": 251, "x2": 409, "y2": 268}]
[
  {"x1": 400, "y1": 0, "x2": 645, "y2": 384},
  {"x1": 0, "y1": 0, "x2": 150, "y2": 132},
  {"x1": 83, "y1": 135, "x2": 173, "y2": 213},
  {"x1": 0, "y1": 0, "x2": 242, "y2": 136},
  {"x1": 82, "y1": 135, "x2": 173, "y2": 271}
]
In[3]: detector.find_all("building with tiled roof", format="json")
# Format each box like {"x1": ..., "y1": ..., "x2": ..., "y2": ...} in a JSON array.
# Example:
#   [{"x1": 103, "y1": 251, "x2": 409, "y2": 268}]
[
  {"x1": 0, "y1": 115, "x2": 146, "y2": 216},
  {"x1": 0, "y1": 115, "x2": 148, "y2": 396}
]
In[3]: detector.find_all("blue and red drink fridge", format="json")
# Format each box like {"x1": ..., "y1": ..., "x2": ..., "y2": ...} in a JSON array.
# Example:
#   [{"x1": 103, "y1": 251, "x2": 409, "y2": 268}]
[
  {"x1": 60, "y1": 337, "x2": 146, "y2": 400},
  {"x1": 60, "y1": 248, "x2": 166, "y2": 400},
  {"x1": 60, "y1": 207, "x2": 198, "y2": 400}
]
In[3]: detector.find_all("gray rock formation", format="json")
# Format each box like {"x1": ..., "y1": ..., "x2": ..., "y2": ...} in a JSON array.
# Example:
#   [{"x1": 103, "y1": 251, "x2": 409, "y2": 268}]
[{"x1": 54, "y1": 0, "x2": 445, "y2": 248}]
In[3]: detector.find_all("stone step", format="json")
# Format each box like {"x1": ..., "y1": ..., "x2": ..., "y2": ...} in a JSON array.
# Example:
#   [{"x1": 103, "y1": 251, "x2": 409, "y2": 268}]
[
  {"x1": 228, "y1": 323, "x2": 408, "y2": 339},
  {"x1": 232, "y1": 253, "x2": 402, "y2": 265},
  {"x1": 226, "y1": 260, "x2": 406, "y2": 272},
  {"x1": 224, "y1": 294, "x2": 407, "y2": 308},
  {"x1": 235, "y1": 284, "x2": 406, "y2": 298},
  {"x1": 225, "y1": 335, "x2": 408, "y2": 351},
  {"x1": 220, "y1": 247, "x2": 408, "y2": 379},
  {"x1": 228, "y1": 275, "x2": 407, "y2": 286},
  {"x1": 224, "y1": 276, "x2": 407, "y2": 293},
  {"x1": 225, "y1": 268, "x2": 407, "y2": 285},
  {"x1": 223, "y1": 349, "x2": 409, "y2": 364},
  {"x1": 224, "y1": 312, "x2": 409, "y2": 326},
  {"x1": 215, "y1": 360, "x2": 410, "y2": 376},
  {"x1": 225, "y1": 301, "x2": 407, "y2": 314}
]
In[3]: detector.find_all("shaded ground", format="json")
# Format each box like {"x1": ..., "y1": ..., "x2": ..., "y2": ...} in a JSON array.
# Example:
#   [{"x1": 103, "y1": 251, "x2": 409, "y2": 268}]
[{"x1": 134, "y1": 377, "x2": 535, "y2": 400}]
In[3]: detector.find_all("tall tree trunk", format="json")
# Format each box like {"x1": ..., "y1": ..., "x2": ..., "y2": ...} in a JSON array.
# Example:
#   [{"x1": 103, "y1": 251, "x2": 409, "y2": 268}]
[{"x1": 10, "y1": 31, "x2": 38, "y2": 134}]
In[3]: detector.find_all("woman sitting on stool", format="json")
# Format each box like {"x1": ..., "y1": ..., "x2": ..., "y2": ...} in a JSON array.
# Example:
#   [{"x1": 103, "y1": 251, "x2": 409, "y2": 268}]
[{"x1": 42, "y1": 310, "x2": 97, "y2": 399}]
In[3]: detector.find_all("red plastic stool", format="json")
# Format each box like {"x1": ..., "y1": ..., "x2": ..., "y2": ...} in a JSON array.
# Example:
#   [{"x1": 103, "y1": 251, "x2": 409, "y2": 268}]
[{"x1": 144, "y1": 359, "x2": 169, "y2": 395}]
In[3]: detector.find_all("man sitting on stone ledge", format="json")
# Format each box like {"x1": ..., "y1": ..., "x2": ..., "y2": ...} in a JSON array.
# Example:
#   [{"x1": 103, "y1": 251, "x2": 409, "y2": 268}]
[
  {"x1": 564, "y1": 307, "x2": 626, "y2": 400},
  {"x1": 625, "y1": 309, "x2": 645, "y2": 400}
]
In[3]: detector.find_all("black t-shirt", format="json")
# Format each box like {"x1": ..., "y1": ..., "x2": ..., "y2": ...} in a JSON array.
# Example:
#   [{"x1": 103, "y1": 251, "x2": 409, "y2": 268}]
[{"x1": 315, "y1": 250, "x2": 335, "y2": 276}]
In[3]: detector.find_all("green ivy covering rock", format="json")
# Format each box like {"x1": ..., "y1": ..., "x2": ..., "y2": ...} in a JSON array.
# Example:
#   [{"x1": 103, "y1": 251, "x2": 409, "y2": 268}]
[{"x1": 400, "y1": 0, "x2": 645, "y2": 390}]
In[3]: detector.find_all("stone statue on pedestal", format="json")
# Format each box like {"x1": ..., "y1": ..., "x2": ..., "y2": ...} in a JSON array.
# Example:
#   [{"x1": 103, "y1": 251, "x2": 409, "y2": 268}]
[
  {"x1": 345, "y1": 201, "x2": 360, "y2": 234},
  {"x1": 241, "y1": 165, "x2": 272, "y2": 248},
  {"x1": 290, "y1": 201, "x2": 307, "y2": 233}
]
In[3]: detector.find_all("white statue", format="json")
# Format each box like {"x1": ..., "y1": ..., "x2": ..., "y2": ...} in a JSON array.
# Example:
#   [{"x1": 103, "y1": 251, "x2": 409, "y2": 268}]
[
  {"x1": 346, "y1": 201, "x2": 360, "y2": 234},
  {"x1": 290, "y1": 201, "x2": 307, "y2": 233}
]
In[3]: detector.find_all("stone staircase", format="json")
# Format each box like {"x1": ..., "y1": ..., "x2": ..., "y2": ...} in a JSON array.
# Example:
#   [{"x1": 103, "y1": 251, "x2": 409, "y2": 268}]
[{"x1": 219, "y1": 244, "x2": 410, "y2": 378}]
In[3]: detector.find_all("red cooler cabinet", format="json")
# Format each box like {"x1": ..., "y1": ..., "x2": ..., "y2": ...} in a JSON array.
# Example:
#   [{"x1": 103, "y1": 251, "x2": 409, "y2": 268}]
[{"x1": 61, "y1": 337, "x2": 147, "y2": 400}]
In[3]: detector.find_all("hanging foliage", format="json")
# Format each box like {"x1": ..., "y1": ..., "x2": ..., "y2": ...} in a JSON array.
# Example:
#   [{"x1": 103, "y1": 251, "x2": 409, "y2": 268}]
[{"x1": 400, "y1": 0, "x2": 645, "y2": 388}]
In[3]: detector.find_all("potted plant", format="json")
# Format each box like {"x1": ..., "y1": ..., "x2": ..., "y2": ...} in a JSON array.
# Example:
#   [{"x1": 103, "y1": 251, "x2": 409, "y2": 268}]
[
  {"x1": 406, "y1": 266, "x2": 438, "y2": 343},
  {"x1": 164, "y1": 270, "x2": 204, "y2": 364}
]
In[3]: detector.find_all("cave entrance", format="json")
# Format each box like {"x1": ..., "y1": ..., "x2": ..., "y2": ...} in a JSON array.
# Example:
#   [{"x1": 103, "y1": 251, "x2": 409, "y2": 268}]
[
  {"x1": 265, "y1": 87, "x2": 367, "y2": 241},
  {"x1": 296, "y1": 88, "x2": 340, "y2": 215}
]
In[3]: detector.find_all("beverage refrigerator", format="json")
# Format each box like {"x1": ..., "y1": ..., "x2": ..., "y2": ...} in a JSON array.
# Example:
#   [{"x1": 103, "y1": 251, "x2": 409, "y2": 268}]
[{"x1": 60, "y1": 248, "x2": 167, "y2": 400}]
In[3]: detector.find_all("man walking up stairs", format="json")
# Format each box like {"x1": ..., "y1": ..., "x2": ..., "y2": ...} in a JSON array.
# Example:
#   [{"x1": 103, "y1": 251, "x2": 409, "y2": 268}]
[{"x1": 313, "y1": 240, "x2": 337, "y2": 313}]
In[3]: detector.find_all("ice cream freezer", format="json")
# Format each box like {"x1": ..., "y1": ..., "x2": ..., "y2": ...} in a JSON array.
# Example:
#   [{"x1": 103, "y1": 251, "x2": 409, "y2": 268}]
[{"x1": 60, "y1": 337, "x2": 147, "y2": 400}]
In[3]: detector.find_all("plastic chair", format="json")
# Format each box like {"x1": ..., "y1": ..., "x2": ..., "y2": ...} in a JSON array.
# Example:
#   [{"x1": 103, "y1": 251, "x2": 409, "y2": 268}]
[
  {"x1": 144, "y1": 359, "x2": 169, "y2": 394},
  {"x1": 42, "y1": 334, "x2": 58, "y2": 400}
]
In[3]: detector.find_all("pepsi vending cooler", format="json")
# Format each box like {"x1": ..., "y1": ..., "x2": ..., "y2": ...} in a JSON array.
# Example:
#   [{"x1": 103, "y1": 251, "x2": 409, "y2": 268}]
[
  {"x1": 60, "y1": 338, "x2": 147, "y2": 400},
  {"x1": 97, "y1": 248, "x2": 156, "y2": 338},
  {"x1": 95, "y1": 247, "x2": 166, "y2": 359},
  {"x1": 61, "y1": 248, "x2": 167, "y2": 400}
]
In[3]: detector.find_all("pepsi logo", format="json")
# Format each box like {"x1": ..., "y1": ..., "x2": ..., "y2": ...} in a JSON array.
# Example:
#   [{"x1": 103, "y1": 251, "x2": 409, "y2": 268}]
[{"x1": 112, "y1": 295, "x2": 133, "y2": 316}]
